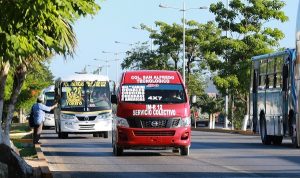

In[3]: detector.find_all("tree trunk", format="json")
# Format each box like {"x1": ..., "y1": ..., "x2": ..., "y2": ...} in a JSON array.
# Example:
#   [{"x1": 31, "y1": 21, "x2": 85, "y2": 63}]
[
  {"x1": 187, "y1": 60, "x2": 191, "y2": 84},
  {"x1": 3, "y1": 63, "x2": 27, "y2": 146},
  {"x1": 174, "y1": 59, "x2": 178, "y2": 70},
  {"x1": 0, "y1": 61, "x2": 10, "y2": 144}
]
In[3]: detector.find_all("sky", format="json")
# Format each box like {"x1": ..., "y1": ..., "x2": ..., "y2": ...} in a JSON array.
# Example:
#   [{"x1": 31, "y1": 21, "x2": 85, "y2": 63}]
[{"x1": 50, "y1": 0, "x2": 299, "y2": 82}]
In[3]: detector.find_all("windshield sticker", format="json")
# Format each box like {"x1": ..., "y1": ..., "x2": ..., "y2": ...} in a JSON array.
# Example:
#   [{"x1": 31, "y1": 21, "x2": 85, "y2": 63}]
[
  {"x1": 133, "y1": 104, "x2": 176, "y2": 116},
  {"x1": 62, "y1": 81, "x2": 84, "y2": 87},
  {"x1": 131, "y1": 75, "x2": 175, "y2": 83},
  {"x1": 86, "y1": 81, "x2": 106, "y2": 87},
  {"x1": 66, "y1": 87, "x2": 83, "y2": 106},
  {"x1": 121, "y1": 85, "x2": 145, "y2": 101},
  {"x1": 147, "y1": 96, "x2": 162, "y2": 101}
]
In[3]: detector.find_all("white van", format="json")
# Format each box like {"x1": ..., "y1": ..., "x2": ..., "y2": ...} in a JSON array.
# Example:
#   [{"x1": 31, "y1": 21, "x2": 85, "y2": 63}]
[
  {"x1": 40, "y1": 85, "x2": 55, "y2": 128},
  {"x1": 54, "y1": 74, "x2": 113, "y2": 139}
]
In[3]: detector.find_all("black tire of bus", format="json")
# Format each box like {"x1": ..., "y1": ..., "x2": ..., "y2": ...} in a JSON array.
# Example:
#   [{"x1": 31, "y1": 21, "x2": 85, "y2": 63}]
[
  {"x1": 113, "y1": 144, "x2": 123, "y2": 156},
  {"x1": 180, "y1": 146, "x2": 190, "y2": 156},
  {"x1": 290, "y1": 110, "x2": 300, "y2": 148},
  {"x1": 272, "y1": 136, "x2": 283, "y2": 145},
  {"x1": 259, "y1": 113, "x2": 272, "y2": 145}
]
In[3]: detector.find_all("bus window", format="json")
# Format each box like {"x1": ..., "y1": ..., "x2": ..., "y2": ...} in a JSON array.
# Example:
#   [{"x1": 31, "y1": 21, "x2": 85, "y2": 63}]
[
  {"x1": 274, "y1": 57, "x2": 284, "y2": 88},
  {"x1": 267, "y1": 58, "x2": 276, "y2": 89},
  {"x1": 258, "y1": 60, "x2": 267, "y2": 89}
]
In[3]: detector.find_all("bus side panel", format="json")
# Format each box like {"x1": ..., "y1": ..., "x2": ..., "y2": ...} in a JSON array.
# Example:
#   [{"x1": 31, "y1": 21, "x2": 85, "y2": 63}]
[{"x1": 265, "y1": 90, "x2": 283, "y2": 136}]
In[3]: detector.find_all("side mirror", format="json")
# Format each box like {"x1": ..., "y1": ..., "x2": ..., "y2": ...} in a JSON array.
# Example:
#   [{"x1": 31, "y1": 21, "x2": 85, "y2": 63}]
[
  {"x1": 111, "y1": 95, "x2": 118, "y2": 104},
  {"x1": 191, "y1": 95, "x2": 197, "y2": 104}
]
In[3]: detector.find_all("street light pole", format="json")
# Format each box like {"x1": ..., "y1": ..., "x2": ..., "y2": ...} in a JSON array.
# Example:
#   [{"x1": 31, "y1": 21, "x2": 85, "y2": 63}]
[
  {"x1": 93, "y1": 58, "x2": 110, "y2": 76},
  {"x1": 224, "y1": 0, "x2": 229, "y2": 129},
  {"x1": 102, "y1": 51, "x2": 125, "y2": 83},
  {"x1": 159, "y1": 3, "x2": 207, "y2": 85},
  {"x1": 132, "y1": 26, "x2": 154, "y2": 51},
  {"x1": 182, "y1": 1, "x2": 186, "y2": 84}
]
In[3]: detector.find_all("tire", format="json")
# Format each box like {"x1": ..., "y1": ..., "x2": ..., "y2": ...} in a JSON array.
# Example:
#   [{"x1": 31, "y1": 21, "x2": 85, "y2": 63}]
[
  {"x1": 58, "y1": 132, "x2": 62, "y2": 138},
  {"x1": 93, "y1": 133, "x2": 99, "y2": 137},
  {"x1": 290, "y1": 111, "x2": 300, "y2": 148},
  {"x1": 260, "y1": 113, "x2": 271, "y2": 145},
  {"x1": 61, "y1": 133, "x2": 68, "y2": 139},
  {"x1": 103, "y1": 131, "x2": 109, "y2": 139},
  {"x1": 57, "y1": 125, "x2": 62, "y2": 138},
  {"x1": 273, "y1": 136, "x2": 283, "y2": 145},
  {"x1": 180, "y1": 146, "x2": 190, "y2": 156},
  {"x1": 113, "y1": 144, "x2": 123, "y2": 156}
]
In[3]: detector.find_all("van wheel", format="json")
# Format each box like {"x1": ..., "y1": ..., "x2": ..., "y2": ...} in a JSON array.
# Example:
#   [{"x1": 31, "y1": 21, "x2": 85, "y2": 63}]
[
  {"x1": 103, "y1": 131, "x2": 109, "y2": 138},
  {"x1": 58, "y1": 132, "x2": 62, "y2": 138},
  {"x1": 273, "y1": 136, "x2": 283, "y2": 145},
  {"x1": 57, "y1": 126, "x2": 62, "y2": 138},
  {"x1": 62, "y1": 133, "x2": 68, "y2": 139},
  {"x1": 93, "y1": 133, "x2": 100, "y2": 137},
  {"x1": 180, "y1": 146, "x2": 189, "y2": 156},
  {"x1": 260, "y1": 113, "x2": 271, "y2": 145},
  {"x1": 113, "y1": 144, "x2": 123, "y2": 156}
]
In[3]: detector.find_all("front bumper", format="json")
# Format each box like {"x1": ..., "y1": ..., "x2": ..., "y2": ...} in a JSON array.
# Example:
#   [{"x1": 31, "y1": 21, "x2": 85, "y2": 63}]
[
  {"x1": 116, "y1": 127, "x2": 191, "y2": 149},
  {"x1": 60, "y1": 119, "x2": 112, "y2": 133}
]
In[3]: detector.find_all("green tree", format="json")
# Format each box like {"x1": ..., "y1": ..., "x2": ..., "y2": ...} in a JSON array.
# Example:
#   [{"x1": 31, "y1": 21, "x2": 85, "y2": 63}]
[
  {"x1": 207, "y1": 0, "x2": 288, "y2": 127},
  {"x1": 122, "y1": 43, "x2": 172, "y2": 70},
  {"x1": 0, "y1": 0, "x2": 100, "y2": 147}
]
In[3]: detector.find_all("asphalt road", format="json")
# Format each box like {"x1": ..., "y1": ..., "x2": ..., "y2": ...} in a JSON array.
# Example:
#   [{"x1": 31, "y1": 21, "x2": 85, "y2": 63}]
[{"x1": 40, "y1": 129, "x2": 300, "y2": 178}]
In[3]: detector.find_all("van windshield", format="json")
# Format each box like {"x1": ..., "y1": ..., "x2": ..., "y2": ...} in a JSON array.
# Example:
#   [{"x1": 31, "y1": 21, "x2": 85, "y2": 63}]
[
  {"x1": 45, "y1": 99, "x2": 54, "y2": 114},
  {"x1": 60, "y1": 81, "x2": 111, "y2": 112},
  {"x1": 121, "y1": 84, "x2": 186, "y2": 104},
  {"x1": 45, "y1": 92, "x2": 55, "y2": 100}
]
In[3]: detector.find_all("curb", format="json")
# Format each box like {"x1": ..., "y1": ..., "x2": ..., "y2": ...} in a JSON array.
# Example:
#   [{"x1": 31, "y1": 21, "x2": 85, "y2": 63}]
[
  {"x1": 192, "y1": 127, "x2": 259, "y2": 136},
  {"x1": 34, "y1": 144, "x2": 53, "y2": 178}
]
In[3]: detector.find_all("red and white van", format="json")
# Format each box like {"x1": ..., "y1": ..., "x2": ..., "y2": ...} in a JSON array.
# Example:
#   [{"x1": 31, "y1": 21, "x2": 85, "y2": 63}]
[{"x1": 111, "y1": 70, "x2": 192, "y2": 156}]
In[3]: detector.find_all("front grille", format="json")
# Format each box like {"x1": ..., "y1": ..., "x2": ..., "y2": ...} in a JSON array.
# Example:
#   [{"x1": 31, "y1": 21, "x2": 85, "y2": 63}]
[
  {"x1": 134, "y1": 130, "x2": 175, "y2": 136},
  {"x1": 79, "y1": 124, "x2": 95, "y2": 130},
  {"x1": 141, "y1": 120, "x2": 167, "y2": 128},
  {"x1": 127, "y1": 118, "x2": 180, "y2": 128},
  {"x1": 77, "y1": 116, "x2": 97, "y2": 121}
]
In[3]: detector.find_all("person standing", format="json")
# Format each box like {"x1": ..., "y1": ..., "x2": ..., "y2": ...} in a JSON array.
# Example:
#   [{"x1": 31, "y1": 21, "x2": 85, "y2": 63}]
[{"x1": 32, "y1": 96, "x2": 57, "y2": 144}]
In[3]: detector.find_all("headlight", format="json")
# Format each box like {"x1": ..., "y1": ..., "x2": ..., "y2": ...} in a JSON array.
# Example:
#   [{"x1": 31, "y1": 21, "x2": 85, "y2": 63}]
[
  {"x1": 116, "y1": 117, "x2": 129, "y2": 128},
  {"x1": 61, "y1": 113, "x2": 75, "y2": 119},
  {"x1": 182, "y1": 117, "x2": 191, "y2": 127},
  {"x1": 180, "y1": 117, "x2": 191, "y2": 127},
  {"x1": 97, "y1": 112, "x2": 112, "y2": 120}
]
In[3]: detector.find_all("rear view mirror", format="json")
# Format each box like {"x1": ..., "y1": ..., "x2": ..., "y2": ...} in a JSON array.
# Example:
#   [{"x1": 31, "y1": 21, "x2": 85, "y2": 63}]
[
  {"x1": 111, "y1": 95, "x2": 117, "y2": 104},
  {"x1": 191, "y1": 95, "x2": 197, "y2": 104}
]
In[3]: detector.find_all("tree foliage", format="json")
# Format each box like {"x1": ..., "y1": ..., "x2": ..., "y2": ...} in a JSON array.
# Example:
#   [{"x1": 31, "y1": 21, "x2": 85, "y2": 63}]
[
  {"x1": 0, "y1": 0, "x2": 100, "y2": 146},
  {"x1": 122, "y1": 43, "x2": 172, "y2": 70},
  {"x1": 208, "y1": 0, "x2": 287, "y2": 95},
  {"x1": 205, "y1": 0, "x2": 288, "y2": 126}
]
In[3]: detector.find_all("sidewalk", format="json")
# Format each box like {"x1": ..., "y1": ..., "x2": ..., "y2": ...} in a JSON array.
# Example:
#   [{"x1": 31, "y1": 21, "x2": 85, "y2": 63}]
[
  {"x1": 192, "y1": 127, "x2": 257, "y2": 136},
  {"x1": 10, "y1": 131, "x2": 53, "y2": 178}
]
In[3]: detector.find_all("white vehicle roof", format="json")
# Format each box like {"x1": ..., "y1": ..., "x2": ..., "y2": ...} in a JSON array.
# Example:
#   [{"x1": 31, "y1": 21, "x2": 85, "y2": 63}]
[
  {"x1": 58, "y1": 74, "x2": 109, "y2": 82},
  {"x1": 42, "y1": 85, "x2": 55, "y2": 93}
]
